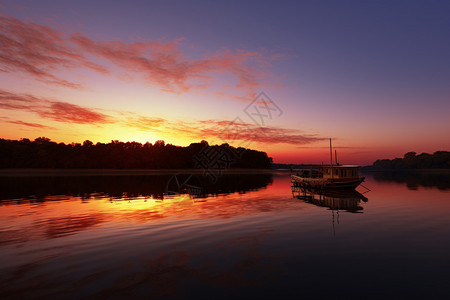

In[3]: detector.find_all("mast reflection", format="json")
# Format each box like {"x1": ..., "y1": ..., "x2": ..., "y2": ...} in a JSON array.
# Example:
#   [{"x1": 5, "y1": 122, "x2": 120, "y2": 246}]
[{"x1": 292, "y1": 185, "x2": 369, "y2": 235}]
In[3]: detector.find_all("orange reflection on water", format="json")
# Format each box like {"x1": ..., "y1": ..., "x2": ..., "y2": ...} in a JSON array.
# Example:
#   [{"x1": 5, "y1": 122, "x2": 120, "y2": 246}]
[
  {"x1": 0, "y1": 179, "x2": 300, "y2": 246},
  {"x1": 2, "y1": 173, "x2": 448, "y2": 248},
  {"x1": 1, "y1": 173, "x2": 450, "y2": 299}
]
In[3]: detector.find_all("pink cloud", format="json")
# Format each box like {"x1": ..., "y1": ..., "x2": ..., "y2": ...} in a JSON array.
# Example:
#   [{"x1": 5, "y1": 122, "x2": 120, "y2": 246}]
[
  {"x1": 0, "y1": 14, "x2": 108, "y2": 88},
  {"x1": 1, "y1": 88, "x2": 323, "y2": 145},
  {"x1": 70, "y1": 33, "x2": 195, "y2": 92},
  {"x1": 126, "y1": 115, "x2": 325, "y2": 146},
  {"x1": 194, "y1": 119, "x2": 326, "y2": 145},
  {"x1": 1, "y1": 13, "x2": 282, "y2": 98},
  {"x1": 0, "y1": 89, "x2": 40, "y2": 110},
  {"x1": 0, "y1": 89, "x2": 111, "y2": 124},
  {"x1": 39, "y1": 101, "x2": 111, "y2": 124},
  {"x1": 0, "y1": 117, "x2": 55, "y2": 129}
]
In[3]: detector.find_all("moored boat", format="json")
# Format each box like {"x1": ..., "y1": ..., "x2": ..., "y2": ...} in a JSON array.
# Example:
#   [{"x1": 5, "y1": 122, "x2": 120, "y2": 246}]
[
  {"x1": 291, "y1": 165, "x2": 365, "y2": 190},
  {"x1": 290, "y1": 139, "x2": 365, "y2": 190}
]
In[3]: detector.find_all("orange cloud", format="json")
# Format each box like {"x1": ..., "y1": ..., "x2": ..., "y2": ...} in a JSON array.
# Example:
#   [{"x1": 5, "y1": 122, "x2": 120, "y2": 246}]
[
  {"x1": 0, "y1": 89, "x2": 40, "y2": 109},
  {"x1": 194, "y1": 119, "x2": 326, "y2": 145},
  {"x1": 126, "y1": 116, "x2": 325, "y2": 146},
  {"x1": 124, "y1": 115, "x2": 168, "y2": 131},
  {"x1": 0, "y1": 117, "x2": 55, "y2": 129},
  {"x1": 0, "y1": 89, "x2": 111, "y2": 124},
  {"x1": 1, "y1": 89, "x2": 322, "y2": 146},
  {"x1": 38, "y1": 102, "x2": 111, "y2": 124}
]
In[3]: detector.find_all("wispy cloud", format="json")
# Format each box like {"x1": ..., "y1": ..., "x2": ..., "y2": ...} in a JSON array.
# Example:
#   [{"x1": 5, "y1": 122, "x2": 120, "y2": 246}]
[
  {"x1": 38, "y1": 101, "x2": 111, "y2": 124},
  {"x1": 0, "y1": 89, "x2": 111, "y2": 124},
  {"x1": 124, "y1": 115, "x2": 168, "y2": 131},
  {"x1": 126, "y1": 116, "x2": 325, "y2": 146},
  {"x1": 0, "y1": 13, "x2": 281, "y2": 99},
  {"x1": 0, "y1": 117, "x2": 55, "y2": 129},
  {"x1": 1, "y1": 89, "x2": 323, "y2": 145},
  {"x1": 71, "y1": 33, "x2": 277, "y2": 97},
  {"x1": 193, "y1": 119, "x2": 326, "y2": 145},
  {"x1": 0, "y1": 14, "x2": 107, "y2": 88}
]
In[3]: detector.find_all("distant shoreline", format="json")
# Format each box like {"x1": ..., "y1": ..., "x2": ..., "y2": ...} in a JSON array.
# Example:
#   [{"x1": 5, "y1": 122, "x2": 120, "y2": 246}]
[
  {"x1": 360, "y1": 168, "x2": 450, "y2": 174},
  {"x1": 0, "y1": 168, "x2": 289, "y2": 177}
]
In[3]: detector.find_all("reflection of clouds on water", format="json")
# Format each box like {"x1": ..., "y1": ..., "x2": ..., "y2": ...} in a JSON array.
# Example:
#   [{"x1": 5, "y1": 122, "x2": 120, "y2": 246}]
[
  {"x1": 0, "y1": 191, "x2": 302, "y2": 247},
  {"x1": 43, "y1": 213, "x2": 106, "y2": 238},
  {"x1": 0, "y1": 173, "x2": 275, "y2": 244},
  {"x1": 1, "y1": 173, "x2": 450, "y2": 299},
  {"x1": 0, "y1": 209, "x2": 109, "y2": 246},
  {"x1": 0, "y1": 173, "x2": 300, "y2": 247}
]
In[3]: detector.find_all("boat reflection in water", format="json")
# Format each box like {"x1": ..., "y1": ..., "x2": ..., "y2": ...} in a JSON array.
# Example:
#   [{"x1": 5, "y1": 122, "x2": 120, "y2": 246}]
[
  {"x1": 291, "y1": 185, "x2": 369, "y2": 234},
  {"x1": 2, "y1": 173, "x2": 450, "y2": 299},
  {"x1": 291, "y1": 185, "x2": 368, "y2": 213}
]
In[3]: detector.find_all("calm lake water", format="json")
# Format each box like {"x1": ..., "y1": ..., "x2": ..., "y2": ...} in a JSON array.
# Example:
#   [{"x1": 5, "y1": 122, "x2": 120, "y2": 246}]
[{"x1": 0, "y1": 171, "x2": 449, "y2": 299}]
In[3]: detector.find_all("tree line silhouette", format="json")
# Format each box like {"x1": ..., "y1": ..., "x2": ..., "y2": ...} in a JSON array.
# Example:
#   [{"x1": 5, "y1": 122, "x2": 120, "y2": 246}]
[
  {"x1": 0, "y1": 137, "x2": 273, "y2": 169},
  {"x1": 373, "y1": 151, "x2": 450, "y2": 169}
]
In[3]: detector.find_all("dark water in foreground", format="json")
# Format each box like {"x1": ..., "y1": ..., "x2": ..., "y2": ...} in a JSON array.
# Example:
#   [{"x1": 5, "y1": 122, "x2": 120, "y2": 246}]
[{"x1": 0, "y1": 172, "x2": 449, "y2": 299}]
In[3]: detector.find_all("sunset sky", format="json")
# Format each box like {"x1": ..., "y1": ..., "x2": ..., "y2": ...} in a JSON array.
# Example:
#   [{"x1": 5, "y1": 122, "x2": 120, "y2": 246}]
[{"x1": 1, "y1": 0, "x2": 449, "y2": 165}]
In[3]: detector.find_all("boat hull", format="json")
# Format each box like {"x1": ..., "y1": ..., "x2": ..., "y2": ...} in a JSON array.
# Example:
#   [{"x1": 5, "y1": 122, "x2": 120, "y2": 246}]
[{"x1": 291, "y1": 175, "x2": 365, "y2": 190}]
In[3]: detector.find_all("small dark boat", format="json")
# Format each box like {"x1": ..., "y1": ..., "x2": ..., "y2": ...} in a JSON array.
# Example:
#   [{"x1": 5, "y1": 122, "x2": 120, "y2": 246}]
[
  {"x1": 291, "y1": 165, "x2": 365, "y2": 190},
  {"x1": 290, "y1": 139, "x2": 365, "y2": 190}
]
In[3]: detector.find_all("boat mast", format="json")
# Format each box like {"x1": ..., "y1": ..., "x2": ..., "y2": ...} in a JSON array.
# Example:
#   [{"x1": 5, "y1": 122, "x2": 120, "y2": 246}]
[{"x1": 330, "y1": 138, "x2": 333, "y2": 178}]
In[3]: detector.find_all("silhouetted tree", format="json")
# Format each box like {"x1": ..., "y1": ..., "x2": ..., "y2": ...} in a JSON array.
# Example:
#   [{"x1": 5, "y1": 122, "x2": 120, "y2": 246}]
[
  {"x1": 83, "y1": 140, "x2": 93, "y2": 147},
  {"x1": 373, "y1": 151, "x2": 450, "y2": 169}
]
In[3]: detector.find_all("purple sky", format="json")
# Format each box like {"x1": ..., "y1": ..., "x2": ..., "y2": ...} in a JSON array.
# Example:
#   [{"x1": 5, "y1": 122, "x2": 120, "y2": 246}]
[{"x1": 1, "y1": 0, "x2": 449, "y2": 164}]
